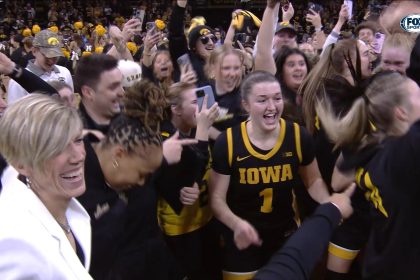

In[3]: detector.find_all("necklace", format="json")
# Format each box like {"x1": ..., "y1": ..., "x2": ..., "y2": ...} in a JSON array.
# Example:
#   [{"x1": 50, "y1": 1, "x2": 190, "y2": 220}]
[{"x1": 57, "y1": 221, "x2": 72, "y2": 234}]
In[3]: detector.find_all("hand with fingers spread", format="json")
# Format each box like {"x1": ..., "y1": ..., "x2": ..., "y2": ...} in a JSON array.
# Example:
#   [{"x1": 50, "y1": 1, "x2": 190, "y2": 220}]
[
  {"x1": 326, "y1": 183, "x2": 356, "y2": 219},
  {"x1": 180, "y1": 63, "x2": 197, "y2": 84},
  {"x1": 233, "y1": 219, "x2": 262, "y2": 250},
  {"x1": 163, "y1": 131, "x2": 198, "y2": 165},
  {"x1": 282, "y1": 2, "x2": 294, "y2": 22},
  {"x1": 180, "y1": 182, "x2": 200, "y2": 205}
]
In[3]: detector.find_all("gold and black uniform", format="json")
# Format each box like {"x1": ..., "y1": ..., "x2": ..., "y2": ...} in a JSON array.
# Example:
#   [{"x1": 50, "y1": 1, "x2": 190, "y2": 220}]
[
  {"x1": 212, "y1": 118, "x2": 315, "y2": 272},
  {"x1": 343, "y1": 121, "x2": 420, "y2": 280}
]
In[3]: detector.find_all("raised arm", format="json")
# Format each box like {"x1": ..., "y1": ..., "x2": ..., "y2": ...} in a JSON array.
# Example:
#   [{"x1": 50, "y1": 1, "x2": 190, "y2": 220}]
[
  {"x1": 320, "y1": 4, "x2": 349, "y2": 56},
  {"x1": 0, "y1": 53, "x2": 57, "y2": 96},
  {"x1": 254, "y1": 0, "x2": 280, "y2": 74}
]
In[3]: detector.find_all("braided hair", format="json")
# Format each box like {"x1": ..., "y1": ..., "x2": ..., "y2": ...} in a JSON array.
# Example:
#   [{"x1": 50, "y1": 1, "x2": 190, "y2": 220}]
[{"x1": 104, "y1": 80, "x2": 166, "y2": 153}]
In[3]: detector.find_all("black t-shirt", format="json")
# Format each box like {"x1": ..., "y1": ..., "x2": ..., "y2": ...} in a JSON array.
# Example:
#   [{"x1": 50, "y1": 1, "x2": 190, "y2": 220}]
[
  {"x1": 342, "y1": 121, "x2": 420, "y2": 279},
  {"x1": 212, "y1": 119, "x2": 315, "y2": 232},
  {"x1": 212, "y1": 84, "x2": 247, "y2": 132}
]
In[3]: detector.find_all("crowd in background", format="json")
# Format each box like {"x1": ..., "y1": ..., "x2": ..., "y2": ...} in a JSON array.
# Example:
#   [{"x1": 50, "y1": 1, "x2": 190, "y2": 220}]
[{"x1": 0, "y1": 0, "x2": 419, "y2": 279}]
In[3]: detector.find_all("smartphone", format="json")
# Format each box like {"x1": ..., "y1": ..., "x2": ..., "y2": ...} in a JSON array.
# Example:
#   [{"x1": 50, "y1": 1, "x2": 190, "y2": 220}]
[
  {"x1": 146, "y1": 21, "x2": 157, "y2": 35},
  {"x1": 195, "y1": 85, "x2": 215, "y2": 110},
  {"x1": 177, "y1": 53, "x2": 191, "y2": 67},
  {"x1": 133, "y1": 8, "x2": 145, "y2": 23},
  {"x1": 343, "y1": 0, "x2": 353, "y2": 19},
  {"x1": 308, "y1": 2, "x2": 323, "y2": 14}
]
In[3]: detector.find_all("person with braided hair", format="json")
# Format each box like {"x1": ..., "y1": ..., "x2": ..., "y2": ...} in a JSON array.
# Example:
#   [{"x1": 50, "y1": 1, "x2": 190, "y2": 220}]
[{"x1": 77, "y1": 79, "x2": 176, "y2": 279}]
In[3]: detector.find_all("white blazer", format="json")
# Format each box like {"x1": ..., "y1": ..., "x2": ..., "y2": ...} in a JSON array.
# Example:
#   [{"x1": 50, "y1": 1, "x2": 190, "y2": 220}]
[{"x1": 0, "y1": 166, "x2": 93, "y2": 280}]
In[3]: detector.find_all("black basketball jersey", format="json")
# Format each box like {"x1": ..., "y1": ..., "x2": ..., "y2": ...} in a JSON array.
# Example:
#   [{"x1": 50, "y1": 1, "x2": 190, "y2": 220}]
[{"x1": 212, "y1": 118, "x2": 315, "y2": 232}]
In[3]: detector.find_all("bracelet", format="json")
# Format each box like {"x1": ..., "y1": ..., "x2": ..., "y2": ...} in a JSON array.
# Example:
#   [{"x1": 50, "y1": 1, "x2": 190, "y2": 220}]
[
  {"x1": 315, "y1": 25, "x2": 324, "y2": 32},
  {"x1": 330, "y1": 202, "x2": 344, "y2": 225}
]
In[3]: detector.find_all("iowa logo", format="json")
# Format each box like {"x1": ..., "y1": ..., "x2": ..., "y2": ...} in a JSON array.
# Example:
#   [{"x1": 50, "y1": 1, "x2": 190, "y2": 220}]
[
  {"x1": 199, "y1": 28, "x2": 210, "y2": 36},
  {"x1": 47, "y1": 37, "x2": 59, "y2": 46}
]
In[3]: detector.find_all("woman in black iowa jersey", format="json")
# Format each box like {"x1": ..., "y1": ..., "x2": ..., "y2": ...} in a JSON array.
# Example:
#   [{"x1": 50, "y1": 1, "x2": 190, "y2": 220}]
[
  {"x1": 317, "y1": 71, "x2": 420, "y2": 280},
  {"x1": 209, "y1": 71, "x2": 331, "y2": 280}
]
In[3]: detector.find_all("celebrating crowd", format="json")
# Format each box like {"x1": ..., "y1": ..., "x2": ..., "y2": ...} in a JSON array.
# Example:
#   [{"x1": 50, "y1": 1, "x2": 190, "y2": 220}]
[{"x1": 0, "y1": 0, "x2": 419, "y2": 279}]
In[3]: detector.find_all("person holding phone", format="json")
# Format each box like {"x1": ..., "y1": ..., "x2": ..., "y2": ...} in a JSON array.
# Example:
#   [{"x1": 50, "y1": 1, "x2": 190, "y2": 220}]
[
  {"x1": 168, "y1": 0, "x2": 216, "y2": 87},
  {"x1": 155, "y1": 82, "x2": 221, "y2": 280}
]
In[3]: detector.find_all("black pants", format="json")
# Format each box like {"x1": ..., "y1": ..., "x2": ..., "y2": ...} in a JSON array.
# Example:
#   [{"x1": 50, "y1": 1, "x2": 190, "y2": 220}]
[{"x1": 164, "y1": 218, "x2": 223, "y2": 280}]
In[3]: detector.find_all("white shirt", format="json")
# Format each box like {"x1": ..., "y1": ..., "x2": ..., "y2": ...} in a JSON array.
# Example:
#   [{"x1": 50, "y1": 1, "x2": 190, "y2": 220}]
[{"x1": 7, "y1": 60, "x2": 73, "y2": 104}]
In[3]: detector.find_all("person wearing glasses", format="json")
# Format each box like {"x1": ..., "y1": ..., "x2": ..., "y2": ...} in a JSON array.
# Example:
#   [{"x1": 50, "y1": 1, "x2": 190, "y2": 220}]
[{"x1": 168, "y1": 0, "x2": 217, "y2": 87}]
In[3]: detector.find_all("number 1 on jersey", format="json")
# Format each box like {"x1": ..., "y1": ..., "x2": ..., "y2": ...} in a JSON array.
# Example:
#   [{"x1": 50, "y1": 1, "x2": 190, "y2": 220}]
[{"x1": 259, "y1": 188, "x2": 273, "y2": 213}]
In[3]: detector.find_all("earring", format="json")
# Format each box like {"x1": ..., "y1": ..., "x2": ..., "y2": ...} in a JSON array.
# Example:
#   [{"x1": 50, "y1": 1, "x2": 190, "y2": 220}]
[{"x1": 112, "y1": 159, "x2": 119, "y2": 169}]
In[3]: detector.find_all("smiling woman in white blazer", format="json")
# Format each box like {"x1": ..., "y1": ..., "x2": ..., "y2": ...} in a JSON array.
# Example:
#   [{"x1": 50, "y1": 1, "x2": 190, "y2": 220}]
[{"x1": 0, "y1": 94, "x2": 92, "y2": 279}]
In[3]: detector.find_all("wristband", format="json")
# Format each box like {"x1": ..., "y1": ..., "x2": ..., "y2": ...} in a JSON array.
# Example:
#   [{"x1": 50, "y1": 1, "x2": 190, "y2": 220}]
[{"x1": 315, "y1": 25, "x2": 324, "y2": 32}]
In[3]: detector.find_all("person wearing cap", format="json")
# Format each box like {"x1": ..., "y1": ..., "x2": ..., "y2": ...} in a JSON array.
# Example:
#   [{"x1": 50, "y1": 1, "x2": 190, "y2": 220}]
[
  {"x1": 7, "y1": 29, "x2": 73, "y2": 104},
  {"x1": 273, "y1": 22, "x2": 298, "y2": 52},
  {"x1": 168, "y1": 0, "x2": 215, "y2": 87}
]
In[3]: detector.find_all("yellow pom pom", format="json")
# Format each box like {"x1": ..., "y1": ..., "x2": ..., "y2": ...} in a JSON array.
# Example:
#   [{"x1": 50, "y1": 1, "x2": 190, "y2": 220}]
[
  {"x1": 62, "y1": 49, "x2": 70, "y2": 59},
  {"x1": 95, "y1": 46, "x2": 104, "y2": 53},
  {"x1": 82, "y1": 51, "x2": 92, "y2": 57},
  {"x1": 126, "y1": 42, "x2": 137, "y2": 55},
  {"x1": 22, "y1": 28, "x2": 32, "y2": 37},
  {"x1": 155, "y1": 19, "x2": 166, "y2": 31},
  {"x1": 31, "y1": 24, "x2": 41, "y2": 34},
  {"x1": 48, "y1": 26, "x2": 59, "y2": 33},
  {"x1": 95, "y1": 25, "x2": 107, "y2": 37},
  {"x1": 74, "y1": 21, "x2": 83, "y2": 30},
  {"x1": 188, "y1": 16, "x2": 206, "y2": 34}
]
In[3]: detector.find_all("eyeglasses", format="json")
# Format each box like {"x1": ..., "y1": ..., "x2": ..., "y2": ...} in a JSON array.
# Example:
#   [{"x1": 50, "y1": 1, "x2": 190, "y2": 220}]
[{"x1": 200, "y1": 35, "x2": 217, "y2": 45}]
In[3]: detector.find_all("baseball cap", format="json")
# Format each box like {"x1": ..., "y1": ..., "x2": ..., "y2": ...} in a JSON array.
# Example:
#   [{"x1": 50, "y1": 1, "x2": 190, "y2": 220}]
[
  {"x1": 275, "y1": 22, "x2": 297, "y2": 36},
  {"x1": 118, "y1": 60, "x2": 142, "y2": 88},
  {"x1": 33, "y1": 29, "x2": 64, "y2": 58}
]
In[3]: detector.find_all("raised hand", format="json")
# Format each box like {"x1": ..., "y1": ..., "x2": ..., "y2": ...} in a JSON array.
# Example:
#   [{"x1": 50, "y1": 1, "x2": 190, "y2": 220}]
[
  {"x1": 282, "y1": 2, "x2": 294, "y2": 22},
  {"x1": 180, "y1": 63, "x2": 197, "y2": 84},
  {"x1": 306, "y1": 8, "x2": 322, "y2": 30},
  {"x1": 196, "y1": 94, "x2": 219, "y2": 130}
]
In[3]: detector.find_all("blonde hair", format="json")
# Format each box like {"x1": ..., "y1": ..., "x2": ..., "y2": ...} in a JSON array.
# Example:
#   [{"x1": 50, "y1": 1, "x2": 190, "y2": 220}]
[
  {"x1": 382, "y1": 33, "x2": 415, "y2": 54},
  {"x1": 0, "y1": 94, "x2": 83, "y2": 170},
  {"x1": 316, "y1": 72, "x2": 410, "y2": 150},
  {"x1": 206, "y1": 44, "x2": 244, "y2": 86}
]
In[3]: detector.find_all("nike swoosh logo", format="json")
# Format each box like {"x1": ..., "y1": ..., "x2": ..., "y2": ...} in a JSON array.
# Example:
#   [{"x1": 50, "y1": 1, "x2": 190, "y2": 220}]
[{"x1": 236, "y1": 155, "x2": 251, "y2": 162}]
